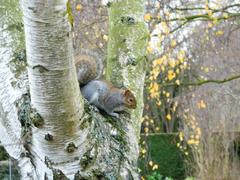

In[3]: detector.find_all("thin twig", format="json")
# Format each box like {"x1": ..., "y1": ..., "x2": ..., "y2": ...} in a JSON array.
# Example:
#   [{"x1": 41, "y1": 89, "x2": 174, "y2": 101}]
[{"x1": 163, "y1": 74, "x2": 240, "y2": 87}]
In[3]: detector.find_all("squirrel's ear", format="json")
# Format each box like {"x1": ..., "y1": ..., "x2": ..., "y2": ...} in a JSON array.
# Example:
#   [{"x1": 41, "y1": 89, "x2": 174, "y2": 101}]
[{"x1": 124, "y1": 89, "x2": 132, "y2": 96}]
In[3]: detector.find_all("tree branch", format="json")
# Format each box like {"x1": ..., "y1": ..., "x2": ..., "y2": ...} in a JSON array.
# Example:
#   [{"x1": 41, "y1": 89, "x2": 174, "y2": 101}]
[
  {"x1": 153, "y1": 4, "x2": 240, "y2": 23},
  {"x1": 163, "y1": 74, "x2": 240, "y2": 87},
  {"x1": 168, "y1": 3, "x2": 240, "y2": 12}
]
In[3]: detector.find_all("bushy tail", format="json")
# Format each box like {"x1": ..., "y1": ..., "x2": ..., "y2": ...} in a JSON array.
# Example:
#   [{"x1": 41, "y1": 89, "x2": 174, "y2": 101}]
[{"x1": 75, "y1": 50, "x2": 103, "y2": 85}]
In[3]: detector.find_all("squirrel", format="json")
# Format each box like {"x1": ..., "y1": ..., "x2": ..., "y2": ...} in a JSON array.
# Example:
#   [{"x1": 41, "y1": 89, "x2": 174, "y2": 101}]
[{"x1": 75, "y1": 53, "x2": 137, "y2": 118}]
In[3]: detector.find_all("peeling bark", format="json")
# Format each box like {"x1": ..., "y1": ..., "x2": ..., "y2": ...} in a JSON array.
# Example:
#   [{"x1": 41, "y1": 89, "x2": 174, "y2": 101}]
[
  {"x1": 0, "y1": 0, "x2": 37, "y2": 178},
  {"x1": 21, "y1": 0, "x2": 83, "y2": 178}
]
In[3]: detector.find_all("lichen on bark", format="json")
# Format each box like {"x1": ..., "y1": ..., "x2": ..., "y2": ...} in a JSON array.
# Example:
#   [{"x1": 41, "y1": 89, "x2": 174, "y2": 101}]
[
  {"x1": 106, "y1": 0, "x2": 149, "y2": 179},
  {"x1": 107, "y1": 0, "x2": 148, "y2": 127}
]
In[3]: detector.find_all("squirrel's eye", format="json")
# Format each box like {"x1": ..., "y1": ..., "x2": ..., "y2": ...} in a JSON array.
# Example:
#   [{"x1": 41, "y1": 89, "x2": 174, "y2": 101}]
[{"x1": 129, "y1": 98, "x2": 133, "y2": 102}]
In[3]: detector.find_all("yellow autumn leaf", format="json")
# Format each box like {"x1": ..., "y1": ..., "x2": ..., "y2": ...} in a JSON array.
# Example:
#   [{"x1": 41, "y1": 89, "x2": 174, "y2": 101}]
[
  {"x1": 215, "y1": 30, "x2": 224, "y2": 36},
  {"x1": 204, "y1": 5, "x2": 209, "y2": 11},
  {"x1": 103, "y1": 35, "x2": 108, "y2": 41},
  {"x1": 191, "y1": 124, "x2": 196, "y2": 130},
  {"x1": 147, "y1": 46, "x2": 153, "y2": 54},
  {"x1": 195, "y1": 140, "x2": 200, "y2": 145},
  {"x1": 168, "y1": 59, "x2": 176, "y2": 68},
  {"x1": 208, "y1": 22, "x2": 213, "y2": 28},
  {"x1": 164, "y1": 10, "x2": 170, "y2": 17},
  {"x1": 223, "y1": 13, "x2": 229, "y2": 19},
  {"x1": 170, "y1": 40, "x2": 177, "y2": 47},
  {"x1": 161, "y1": 66, "x2": 165, "y2": 72},
  {"x1": 213, "y1": 18, "x2": 218, "y2": 25},
  {"x1": 204, "y1": 67, "x2": 209, "y2": 72},
  {"x1": 179, "y1": 131, "x2": 184, "y2": 141},
  {"x1": 187, "y1": 139, "x2": 195, "y2": 145},
  {"x1": 144, "y1": 13, "x2": 151, "y2": 22},
  {"x1": 177, "y1": 50, "x2": 185, "y2": 62},
  {"x1": 145, "y1": 121, "x2": 149, "y2": 126},
  {"x1": 152, "y1": 164, "x2": 159, "y2": 170},
  {"x1": 167, "y1": 70, "x2": 176, "y2": 81},
  {"x1": 196, "y1": 127, "x2": 201, "y2": 135},
  {"x1": 150, "y1": 66, "x2": 160, "y2": 80},
  {"x1": 144, "y1": 127, "x2": 149, "y2": 133},
  {"x1": 176, "y1": 68, "x2": 180, "y2": 74},
  {"x1": 149, "y1": 82, "x2": 159, "y2": 98},
  {"x1": 207, "y1": 10, "x2": 213, "y2": 17},
  {"x1": 161, "y1": 21, "x2": 170, "y2": 34},
  {"x1": 141, "y1": 148, "x2": 146, "y2": 154},
  {"x1": 153, "y1": 58, "x2": 164, "y2": 66},
  {"x1": 175, "y1": 79, "x2": 180, "y2": 85},
  {"x1": 76, "y1": 4, "x2": 82, "y2": 11},
  {"x1": 148, "y1": 161, "x2": 153, "y2": 166},
  {"x1": 197, "y1": 100, "x2": 206, "y2": 109},
  {"x1": 195, "y1": 134, "x2": 200, "y2": 140},
  {"x1": 166, "y1": 114, "x2": 171, "y2": 121},
  {"x1": 166, "y1": 92, "x2": 170, "y2": 97},
  {"x1": 157, "y1": 100, "x2": 162, "y2": 106}
]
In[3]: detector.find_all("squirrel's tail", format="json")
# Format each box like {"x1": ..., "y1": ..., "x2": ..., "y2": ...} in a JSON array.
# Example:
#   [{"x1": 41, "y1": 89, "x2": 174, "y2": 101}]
[{"x1": 75, "y1": 50, "x2": 103, "y2": 85}]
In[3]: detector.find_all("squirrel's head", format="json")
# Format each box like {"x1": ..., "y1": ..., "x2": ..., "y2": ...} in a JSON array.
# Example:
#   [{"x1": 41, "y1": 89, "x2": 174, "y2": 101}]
[{"x1": 123, "y1": 90, "x2": 137, "y2": 109}]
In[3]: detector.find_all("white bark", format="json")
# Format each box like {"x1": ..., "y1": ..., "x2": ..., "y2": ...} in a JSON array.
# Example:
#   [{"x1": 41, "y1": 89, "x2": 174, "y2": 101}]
[
  {"x1": 0, "y1": 0, "x2": 37, "y2": 178},
  {"x1": 21, "y1": 0, "x2": 83, "y2": 179}
]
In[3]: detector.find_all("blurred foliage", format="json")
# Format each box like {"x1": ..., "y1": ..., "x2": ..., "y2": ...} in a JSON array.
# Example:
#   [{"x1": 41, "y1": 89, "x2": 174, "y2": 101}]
[
  {"x1": 0, "y1": 146, "x2": 8, "y2": 160},
  {"x1": 0, "y1": 147, "x2": 20, "y2": 179},
  {"x1": 146, "y1": 172, "x2": 172, "y2": 180},
  {"x1": 139, "y1": 134, "x2": 186, "y2": 180},
  {"x1": 0, "y1": 161, "x2": 20, "y2": 180}
]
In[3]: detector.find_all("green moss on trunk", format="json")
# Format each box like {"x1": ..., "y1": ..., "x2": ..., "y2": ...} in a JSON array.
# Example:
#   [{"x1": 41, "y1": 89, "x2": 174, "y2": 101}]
[{"x1": 107, "y1": 0, "x2": 148, "y2": 137}]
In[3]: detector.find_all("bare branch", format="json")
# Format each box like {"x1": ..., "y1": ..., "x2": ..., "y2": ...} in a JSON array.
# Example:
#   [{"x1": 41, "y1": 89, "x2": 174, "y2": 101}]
[{"x1": 163, "y1": 74, "x2": 240, "y2": 87}]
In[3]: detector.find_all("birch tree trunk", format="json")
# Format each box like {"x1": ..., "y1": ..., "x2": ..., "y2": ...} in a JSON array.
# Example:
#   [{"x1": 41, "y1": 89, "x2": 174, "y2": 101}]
[
  {"x1": 21, "y1": 0, "x2": 84, "y2": 179},
  {"x1": 0, "y1": 0, "x2": 36, "y2": 178}
]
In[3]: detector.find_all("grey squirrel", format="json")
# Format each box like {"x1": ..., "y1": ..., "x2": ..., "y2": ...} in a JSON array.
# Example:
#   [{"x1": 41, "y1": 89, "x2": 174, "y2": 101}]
[{"x1": 75, "y1": 54, "x2": 137, "y2": 118}]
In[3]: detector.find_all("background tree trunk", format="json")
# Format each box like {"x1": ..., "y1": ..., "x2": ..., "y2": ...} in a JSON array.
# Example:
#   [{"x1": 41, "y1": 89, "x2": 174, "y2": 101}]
[
  {"x1": 107, "y1": 0, "x2": 148, "y2": 126},
  {"x1": 106, "y1": 0, "x2": 148, "y2": 178}
]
